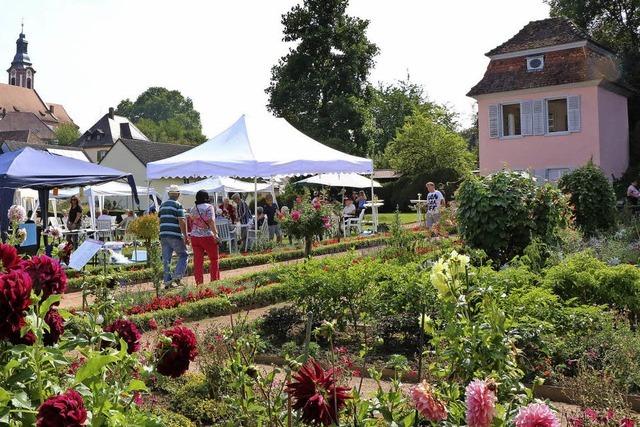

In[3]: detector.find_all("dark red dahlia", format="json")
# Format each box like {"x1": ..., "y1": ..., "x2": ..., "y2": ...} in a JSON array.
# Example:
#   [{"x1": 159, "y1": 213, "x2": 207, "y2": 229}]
[
  {"x1": 104, "y1": 319, "x2": 141, "y2": 354},
  {"x1": 147, "y1": 318, "x2": 158, "y2": 330},
  {"x1": 43, "y1": 309, "x2": 65, "y2": 346},
  {"x1": 7, "y1": 319, "x2": 36, "y2": 345},
  {"x1": 0, "y1": 243, "x2": 20, "y2": 272},
  {"x1": 21, "y1": 255, "x2": 68, "y2": 299},
  {"x1": 285, "y1": 358, "x2": 351, "y2": 426},
  {"x1": 0, "y1": 269, "x2": 32, "y2": 340},
  {"x1": 156, "y1": 326, "x2": 198, "y2": 378},
  {"x1": 36, "y1": 389, "x2": 87, "y2": 427}
]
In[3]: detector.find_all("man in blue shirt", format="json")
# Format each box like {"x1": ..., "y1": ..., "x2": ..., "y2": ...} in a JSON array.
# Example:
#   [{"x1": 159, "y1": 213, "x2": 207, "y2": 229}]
[{"x1": 159, "y1": 185, "x2": 189, "y2": 288}]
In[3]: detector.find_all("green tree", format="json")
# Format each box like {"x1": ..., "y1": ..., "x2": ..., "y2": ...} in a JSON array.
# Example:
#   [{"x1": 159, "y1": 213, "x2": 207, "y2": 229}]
[
  {"x1": 53, "y1": 123, "x2": 80, "y2": 146},
  {"x1": 385, "y1": 109, "x2": 473, "y2": 177},
  {"x1": 116, "y1": 87, "x2": 206, "y2": 145},
  {"x1": 266, "y1": 0, "x2": 379, "y2": 156}
]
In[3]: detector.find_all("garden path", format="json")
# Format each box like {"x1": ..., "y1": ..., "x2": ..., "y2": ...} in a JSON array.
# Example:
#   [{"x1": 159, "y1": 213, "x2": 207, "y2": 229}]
[{"x1": 60, "y1": 245, "x2": 382, "y2": 309}]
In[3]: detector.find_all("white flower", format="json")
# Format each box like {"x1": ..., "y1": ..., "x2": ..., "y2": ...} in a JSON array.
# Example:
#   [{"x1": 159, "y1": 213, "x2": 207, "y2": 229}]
[
  {"x1": 16, "y1": 228, "x2": 27, "y2": 243},
  {"x1": 7, "y1": 205, "x2": 27, "y2": 223}
]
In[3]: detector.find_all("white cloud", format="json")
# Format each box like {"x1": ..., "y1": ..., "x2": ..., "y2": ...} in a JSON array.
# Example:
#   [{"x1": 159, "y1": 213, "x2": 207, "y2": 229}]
[{"x1": 0, "y1": 0, "x2": 549, "y2": 135}]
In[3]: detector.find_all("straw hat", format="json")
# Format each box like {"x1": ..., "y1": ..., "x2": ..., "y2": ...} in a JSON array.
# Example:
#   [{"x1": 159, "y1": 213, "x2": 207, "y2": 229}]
[{"x1": 167, "y1": 184, "x2": 181, "y2": 195}]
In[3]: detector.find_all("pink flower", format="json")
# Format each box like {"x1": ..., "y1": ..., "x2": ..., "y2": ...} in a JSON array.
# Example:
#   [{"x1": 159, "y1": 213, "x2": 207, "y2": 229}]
[
  {"x1": 621, "y1": 418, "x2": 635, "y2": 427},
  {"x1": 291, "y1": 210, "x2": 301, "y2": 221},
  {"x1": 313, "y1": 202, "x2": 321, "y2": 210},
  {"x1": 410, "y1": 381, "x2": 448, "y2": 422},
  {"x1": 8, "y1": 205, "x2": 27, "y2": 223},
  {"x1": 514, "y1": 403, "x2": 560, "y2": 427},
  {"x1": 584, "y1": 408, "x2": 598, "y2": 421},
  {"x1": 465, "y1": 379, "x2": 496, "y2": 427},
  {"x1": 147, "y1": 318, "x2": 158, "y2": 330}
]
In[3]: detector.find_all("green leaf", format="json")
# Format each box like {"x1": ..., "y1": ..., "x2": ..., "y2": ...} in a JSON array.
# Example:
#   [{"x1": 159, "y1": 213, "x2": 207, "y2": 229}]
[
  {"x1": 75, "y1": 354, "x2": 118, "y2": 383},
  {"x1": 39, "y1": 294, "x2": 62, "y2": 318},
  {"x1": 125, "y1": 379, "x2": 147, "y2": 393},
  {"x1": 0, "y1": 387, "x2": 10, "y2": 405}
]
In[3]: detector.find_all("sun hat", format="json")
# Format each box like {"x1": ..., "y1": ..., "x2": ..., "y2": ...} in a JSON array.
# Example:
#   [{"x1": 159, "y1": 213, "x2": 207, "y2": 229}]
[{"x1": 167, "y1": 184, "x2": 181, "y2": 194}]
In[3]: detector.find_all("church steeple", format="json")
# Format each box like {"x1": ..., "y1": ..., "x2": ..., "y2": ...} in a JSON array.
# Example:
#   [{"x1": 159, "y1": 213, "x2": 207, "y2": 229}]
[{"x1": 7, "y1": 23, "x2": 36, "y2": 89}]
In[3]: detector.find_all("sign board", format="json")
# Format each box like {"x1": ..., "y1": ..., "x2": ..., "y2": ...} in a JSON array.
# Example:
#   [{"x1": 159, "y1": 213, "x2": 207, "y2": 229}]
[
  {"x1": 18, "y1": 223, "x2": 37, "y2": 247},
  {"x1": 69, "y1": 239, "x2": 104, "y2": 270}
]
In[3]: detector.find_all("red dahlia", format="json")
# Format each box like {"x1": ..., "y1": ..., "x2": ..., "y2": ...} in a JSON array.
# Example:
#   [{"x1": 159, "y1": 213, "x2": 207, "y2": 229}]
[
  {"x1": 36, "y1": 389, "x2": 87, "y2": 427},
  {"x1": 285, "y1": 358, "x2": 351, "y2": 426},
  {"x1": 21, "y1": 255, "x2": 68, "y2": 299},
  {"x1": 104, "y1": 319, "x2": 141, "y2": 354},
  {"x1": 0, "y1": 269, "x2": 32, "y2": 340},
  {"x1": 0, "y1": 243, "x2": 20, "y2": 272},
  {"x1": 43, "y1": 308, "x2": 65, "y2": 346},
  {"x1": 156, "y1": 326, "x2": 198, "y2": 378}
]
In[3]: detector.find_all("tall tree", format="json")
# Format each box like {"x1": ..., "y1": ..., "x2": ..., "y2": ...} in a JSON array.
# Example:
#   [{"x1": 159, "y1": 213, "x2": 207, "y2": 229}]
[
  {"x1": 116, "y1": 87, "x2": 206, "y2": 145},
  {"x1": 266, "y1": 0, "x2": 379, "y2": 156}
]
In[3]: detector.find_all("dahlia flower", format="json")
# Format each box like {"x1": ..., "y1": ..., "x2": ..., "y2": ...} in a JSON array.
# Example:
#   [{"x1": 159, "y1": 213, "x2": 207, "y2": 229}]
[
  {"x1": 514, "y1": 403, "x2": 560, "y2": 427},
  {"x1": 291, "y1": 210, "x2": 301, "y2": 221},
  {"x1": 0, "y1": 243, "x2": 20, "y2": 272},
  {"x1": 104, "y1": 319, "x2": 141, "y2": 354},
  {"x1": 156, "y1": 326, "x2": 198, "y2": 377},
  {"x1": 8, "y1": 205, "x2": 27, "y2": 223},
  {"x1": 621, "y1": 418, "x2": 635, "y2": 427},
  {"x1": 465, "y1": 379, "x2": 497, "y2": 427},
  {"x1": 410, "y1": 380, "x2": 448, "y2": 422},
  {"x1": 285, "y1": 358, "x2": 351, "y2": 426},
  {"x1": 21, "y1": 255, "x2": 68, "y2": 299},
  {"x1": 0, "y1": 269, "x2": 32, "y2": 340},
  {"x1": 43, "y1": 309, "x2": 65, "y2": 346},
  {"x1": 36, "y1": 389, "x2": 87, "y2": 427}
]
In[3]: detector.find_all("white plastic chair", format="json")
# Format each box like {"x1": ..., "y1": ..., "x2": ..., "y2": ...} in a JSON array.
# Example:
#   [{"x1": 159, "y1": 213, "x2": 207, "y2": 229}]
[
  {"x1": 344, "y1": 209, "x2": 366, "y2": 235},
  {"x1": 49, "y1": 216, "x2": 67, "y2": 230},
  {"x1": 245, "y1": 219, "x2": 269, "y2": 251},
  {"x1": 217, "y1": 221, "x2": 238, "y2": 253},
  {"x1": 96, "y1": 219, "x2": 113, "y2": 241}
]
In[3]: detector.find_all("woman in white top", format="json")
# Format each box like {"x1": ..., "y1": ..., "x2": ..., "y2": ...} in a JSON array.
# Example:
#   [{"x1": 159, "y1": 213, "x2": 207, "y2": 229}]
[{"x1": 189, "y1": 190, "x2": 219, "y2": 285}]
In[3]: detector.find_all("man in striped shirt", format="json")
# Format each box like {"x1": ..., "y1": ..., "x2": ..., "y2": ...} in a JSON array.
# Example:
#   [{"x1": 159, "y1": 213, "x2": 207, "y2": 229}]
[{"x1": 159, "y1": 185, "x2": 189, "y2": 288}]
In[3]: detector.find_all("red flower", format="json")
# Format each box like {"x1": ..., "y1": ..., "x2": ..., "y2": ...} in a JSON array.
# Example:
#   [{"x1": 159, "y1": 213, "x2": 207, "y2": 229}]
[
  {"x1": 156, "y1": 326, "x2": 198, "y2": 378},
  {"x1": 104, "y1": 319, "x2": 141, "y2": 354},
  {"x1": 147, "y1": 318, "x2": 158, "y2": 330},
  {"x1": 0, "y1": 269, "x2": 32, "y2": 340},
  {"x1": 36, "y1": 389, "x2": 87, "y2": 427},
  {"x1": 285, "y1": 358, "x2": 351, "y2": 426},
  {"x1": 291, "y1": 210, "x2": 301, "y2": 221},
  {"x1": 21, "y1": 255, "x2": 67, "y2": 299},
  {"x1": 8, "y1": 320, "x2": 36, "y2": 345},
  {"x1": 621, "y1": 419, "x2": 635, "y2": 427},
  {"x1": 0, "y1": 243, "x2": 20, "y2": 272},
  {"x1": 43, "y1": 308, "x2": 65, "y2": 346}
]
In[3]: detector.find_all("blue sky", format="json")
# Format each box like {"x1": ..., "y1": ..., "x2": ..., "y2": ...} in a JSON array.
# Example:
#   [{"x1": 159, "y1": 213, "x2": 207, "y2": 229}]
[{"x1": 1, "y1": 0, "x2": 549, "y2": 135}]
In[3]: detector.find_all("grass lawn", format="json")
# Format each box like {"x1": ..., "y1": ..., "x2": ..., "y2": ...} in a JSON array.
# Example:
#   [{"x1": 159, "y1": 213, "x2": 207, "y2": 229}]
[{"x1": 368, "y1": 212, "x2": 417, "y2": 225}]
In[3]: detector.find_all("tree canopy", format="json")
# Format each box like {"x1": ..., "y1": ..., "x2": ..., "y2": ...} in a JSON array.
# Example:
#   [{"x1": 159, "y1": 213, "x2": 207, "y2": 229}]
[
  {"x1": 53, "y1": 123, "x2": 80, "y2": 146},
  {"x1": 266, "y1": 0, "x2": 379, "y2": 156},
  {"x1": 116, "y1": 87, "x2": 206, "y2": 145}
]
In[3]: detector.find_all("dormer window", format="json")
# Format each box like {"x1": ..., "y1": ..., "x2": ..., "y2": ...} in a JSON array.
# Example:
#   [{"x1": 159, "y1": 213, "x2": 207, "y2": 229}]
[{"x1": 526, "y1": 55, "x2": 544, "y2": 72}]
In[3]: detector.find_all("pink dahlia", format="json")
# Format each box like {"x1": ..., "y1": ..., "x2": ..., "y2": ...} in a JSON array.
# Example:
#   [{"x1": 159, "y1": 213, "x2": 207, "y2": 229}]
[
  {"x1": 36, "y1": 389, "x2": 87, "y2": 427},
  {"x1": 291, "y1": 210, "x2": 301, "y2": 221},
  {"x1": 21, "y1": 255, "x2": 68, "y2": 299},
  {"x1": 0, "y1": 269, "x2": 32, "y2": 340},
  {"x1": 514, "y1": 403, "x2": 560, "y2": 427},
  {"x1": 285, "y1": 358, "x2": 351, "y2": 426},
  {"x1": 621, "y1": 418, "x2": 635, "y2": 427},
  {"x1": 43, "y1": 309, "x2": 65, "y2": 346},
  {"x1": 0, "y1": 243, "x2": 20, "y2": 272},
  {"x1": 410, "y1": 380, "x2": 448, "y2": 422},
  {"x1": 104, "y1": 319, "x2": 141, "y2": 354},
  {"x1": 465, "y1": 379, "x2": 497, "y2": 427},
  {"x1": 156, "y1": 326, "x2": 198, "y2": 377}
]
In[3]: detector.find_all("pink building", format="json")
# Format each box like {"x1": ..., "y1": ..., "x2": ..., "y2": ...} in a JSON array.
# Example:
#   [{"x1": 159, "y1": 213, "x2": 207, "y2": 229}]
[{"x1": 468, "y1": 18, "x2": 633, "y2": 181}]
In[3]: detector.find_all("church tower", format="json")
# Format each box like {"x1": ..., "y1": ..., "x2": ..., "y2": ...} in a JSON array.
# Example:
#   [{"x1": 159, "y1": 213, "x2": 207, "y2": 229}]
[{"x1": 7, "y1": 25, "x2": 35, "y2": 89}]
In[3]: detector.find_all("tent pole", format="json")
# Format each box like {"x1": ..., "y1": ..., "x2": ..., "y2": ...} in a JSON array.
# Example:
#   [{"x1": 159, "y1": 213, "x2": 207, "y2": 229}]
[
  {"x1": 254, "y1": 177, "x2": 258, "y2": 231},
  {"x1": 370, "y1": 171, "x2": 376, "y2": 233}
]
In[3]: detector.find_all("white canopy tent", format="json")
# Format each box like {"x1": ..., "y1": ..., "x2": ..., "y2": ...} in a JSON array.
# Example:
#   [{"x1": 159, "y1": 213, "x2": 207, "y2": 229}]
[
  {"x1": 147, "y1": 112, "x2": 375, "y2": 230},
  {"x1": 169, "y1": 176, "x2": 275, "y2": 206},
  {"x1": 296, "y1": 173, "x2": 382, "y2": 188},
  {"x1": 86, "y1": 182, "x2": 158, "y2": 227}
]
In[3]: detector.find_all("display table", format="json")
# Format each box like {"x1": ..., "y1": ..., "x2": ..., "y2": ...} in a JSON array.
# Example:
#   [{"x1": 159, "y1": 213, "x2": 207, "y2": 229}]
[
  {"x1": 363, "y1": 201, "x2": 384, "y2": 232},
  {"x1": 410, "y1": 199, "x2": 427, "y2": 224}
]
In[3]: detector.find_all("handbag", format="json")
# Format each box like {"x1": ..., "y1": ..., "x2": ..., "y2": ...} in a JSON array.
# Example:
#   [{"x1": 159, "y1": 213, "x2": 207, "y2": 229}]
[{"x1": 194, "y1": 204, "x2": 219, "y2": 242}]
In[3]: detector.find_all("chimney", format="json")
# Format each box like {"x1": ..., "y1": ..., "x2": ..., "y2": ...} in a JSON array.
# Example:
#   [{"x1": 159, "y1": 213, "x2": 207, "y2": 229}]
[
  {"x1": 49, "y1": 105, "x2": 55, "y2": 114},
  {"x1": 108, "y1": 107, "x2": 115, "y2": 119},
  {"x1": 120, "y1": 123, "x2": 132, "y2": 139}
]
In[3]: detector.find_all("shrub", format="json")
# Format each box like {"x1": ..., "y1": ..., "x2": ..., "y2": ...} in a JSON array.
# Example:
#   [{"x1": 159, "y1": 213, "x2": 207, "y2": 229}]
[
  {"x1": 558, "y1": 162, "x2": 616, "y2": 236},
  {"x1": 258, "y1": 304, "x2": 305, "y2": 344},
  {"x1": 456, "y1": 170, "x2": 568, "y2": 262}
]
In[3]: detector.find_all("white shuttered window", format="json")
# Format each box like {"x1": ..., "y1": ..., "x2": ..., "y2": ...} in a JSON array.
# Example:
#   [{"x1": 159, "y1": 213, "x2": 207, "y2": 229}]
[
  {"x1": 533, "y1": 100, "x2": 546, "y2": 135},
  {"x1": 520, "y1": 100, "x2": 533, "y2": 136},
  {"x1": 488, "y1": 104, "x2": 499, "y2": 138},
  {"x1": 567, "y1": 95, "x2": 581, "y2": 132}
]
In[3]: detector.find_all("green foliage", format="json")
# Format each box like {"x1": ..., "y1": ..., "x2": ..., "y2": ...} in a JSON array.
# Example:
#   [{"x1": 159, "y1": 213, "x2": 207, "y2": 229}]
[
  {"x1": 258, "y1": 304, "x2": 305, "y2": 344},
  {"x1": 266, "y1": 0, "x2": 379, "y2": 155},
  {"x1": 558, "y1": 162, "x2": 616, "y2": 236},
  {"x1": 543, "y1": 251, "x2": 640, "y2": 315},
  {"x1": 456, "y1": 170, "x2": 568, "y2": 262},
  {"x1": 384, "y1": 108, "x2": 473, "y2": 178},
  {"x1": 116, "y1": 87, "x2": 206, "y2": 145},
  {"x1": 53, "y1": 123, "x2": 80, "y2": 146}
]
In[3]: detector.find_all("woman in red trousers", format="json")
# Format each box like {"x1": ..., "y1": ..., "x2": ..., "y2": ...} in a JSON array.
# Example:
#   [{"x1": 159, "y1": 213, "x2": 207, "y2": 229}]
[{"x1": 188, "y1": 190, "x2": 220, "y2": 284}]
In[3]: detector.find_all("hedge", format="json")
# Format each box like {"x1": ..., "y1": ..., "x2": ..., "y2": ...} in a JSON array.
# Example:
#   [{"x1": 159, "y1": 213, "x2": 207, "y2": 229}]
[
  {"x1": 130, "y1": 282, "x2": 293, "y2": 331},
  {"x1": 67, "y1": 235, "x2": 392, "y2": 292}
]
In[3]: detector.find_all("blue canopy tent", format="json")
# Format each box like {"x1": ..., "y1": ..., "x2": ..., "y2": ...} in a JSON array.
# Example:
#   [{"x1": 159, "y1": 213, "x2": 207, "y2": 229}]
[{"x1": 0, "y1": 147, "x2": 139, "y2": 243}]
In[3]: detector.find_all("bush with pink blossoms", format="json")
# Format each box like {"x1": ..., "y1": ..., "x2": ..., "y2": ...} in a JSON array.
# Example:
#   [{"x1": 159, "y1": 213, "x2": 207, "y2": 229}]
[{"x1": 280, "y1": 199, "x2": 333, "y2": 256}]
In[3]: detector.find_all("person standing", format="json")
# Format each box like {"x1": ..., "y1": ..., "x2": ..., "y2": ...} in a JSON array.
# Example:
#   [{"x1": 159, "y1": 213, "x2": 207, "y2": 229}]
[
  {"x1": 232, "y1": 193, "x2": 252, "y2": 244},
  {"x1": 66, "y1": 196, "x2": 83, "y2": 247},
  {"x1": 262, "y1": 194, "x2": 282, "y2": 243},
  {"x1": 627, "y1": 179, "x2": 640, "y2": 212},
  {"x1": 219, "y1": 197, "x2": 238, "y2": 223},
  {"x1": 425, "y1": 181, "x2": 445, "y2": 229},
  {"x1": 190, "y1": 190, "x2": 220, "y2": 285},
  {"x1": 159, "y1": 185, "x2": 189, "y2": 289}
]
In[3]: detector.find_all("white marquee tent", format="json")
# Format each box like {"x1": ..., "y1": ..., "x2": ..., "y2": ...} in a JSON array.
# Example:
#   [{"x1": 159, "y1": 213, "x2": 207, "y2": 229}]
[
  {"x1": 296, "y1": 173, "x2": 382, "y2": 188},
  {"x1": 174, "y1": 177, "x2": 274, "y2": 195},
  {"x1": 147, "y1": 113, "x2": 375, "y2": 229}
]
